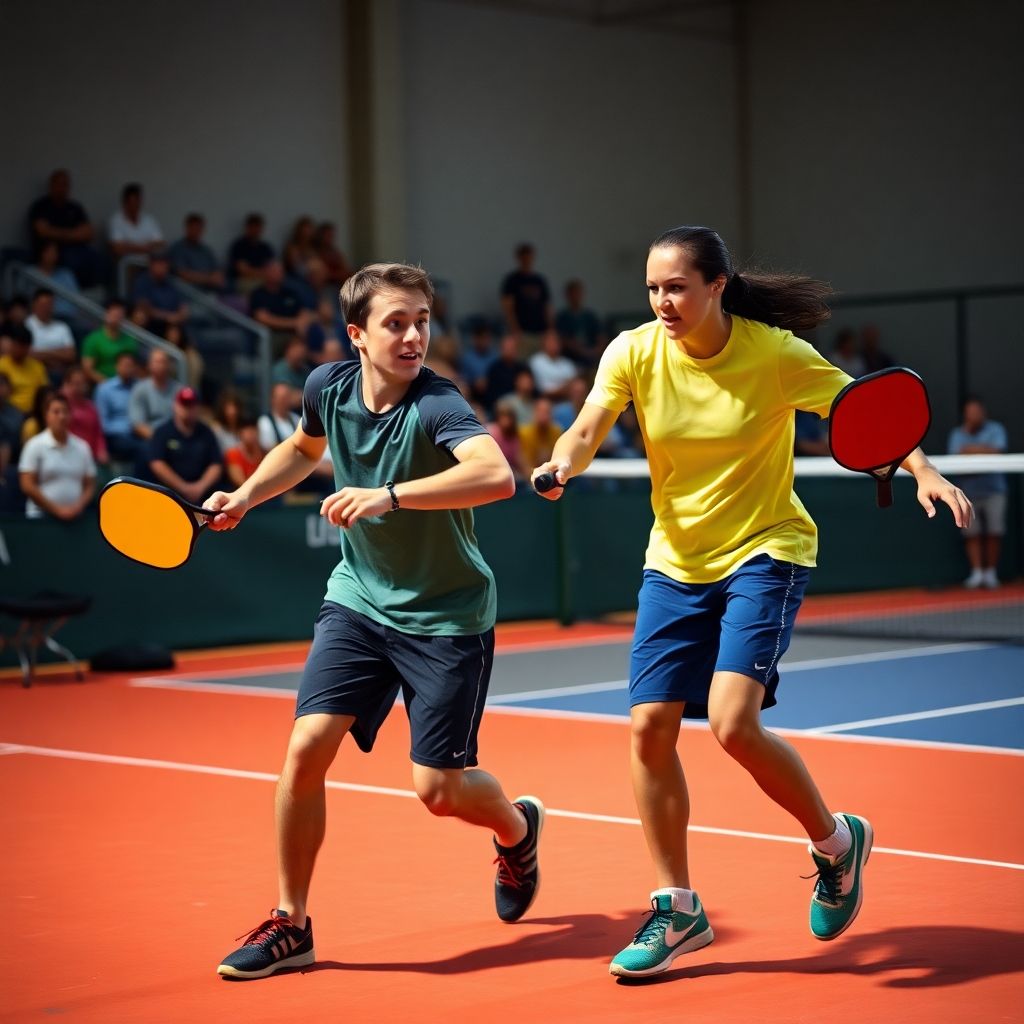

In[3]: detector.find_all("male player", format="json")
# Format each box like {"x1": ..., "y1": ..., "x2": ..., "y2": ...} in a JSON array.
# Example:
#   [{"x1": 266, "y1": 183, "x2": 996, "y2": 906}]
[{"x1": 207, "y1": 262, "x2": 543, "y2": 979}]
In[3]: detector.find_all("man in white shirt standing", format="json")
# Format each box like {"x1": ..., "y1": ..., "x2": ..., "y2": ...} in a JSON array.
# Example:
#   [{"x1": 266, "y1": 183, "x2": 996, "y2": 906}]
[
  {"x1": 108, "y1": 182, "x2": 163, "y2": 261},
  {"x1": 26, "y1": 287, "x2": 77, "y2": 377},
  {"x1": 528, "y1": 330, "x2": 577, "y2": 401},
  {"x1": 18, "y1": 392, "x2": 96, "y2": 519}
]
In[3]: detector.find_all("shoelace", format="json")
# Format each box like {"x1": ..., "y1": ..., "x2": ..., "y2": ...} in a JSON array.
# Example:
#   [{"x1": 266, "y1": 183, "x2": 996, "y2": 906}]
[
  {"x1": 493, "y1": 852, "x2": 524, "y2": 889},
  {"x1": 632, "y1": 905, "x2": 674, "y2": 945},
  {"x1": 235, "y1": 914, "x2": 294, "y2": 947},
  {"x1": 803, "y1": 860, "x2": 843, "y2": 905}
]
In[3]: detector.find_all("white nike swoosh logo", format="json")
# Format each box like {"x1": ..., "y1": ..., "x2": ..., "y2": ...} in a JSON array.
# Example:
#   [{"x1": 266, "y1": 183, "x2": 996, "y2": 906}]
[
  {"x1": 754, "y1": 663, "x2": 767, "y2": 670},
  {"x1": 453, "y1": 750, "x2": 466, "y2": 758},
  {"x1": 664, "y1": 919, "x2": 699, "y2": 946}
]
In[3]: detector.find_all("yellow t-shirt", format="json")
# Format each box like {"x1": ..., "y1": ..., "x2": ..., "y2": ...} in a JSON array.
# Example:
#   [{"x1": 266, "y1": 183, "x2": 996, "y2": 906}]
[
  {"x1": 0, "y1": 354, "x2": 49, "y2": 415},
  {"x1": 519, "y1": 421, "x2": 563, "y2": 468},
  {"x1": 587, "y1": 316, "x2": 852, "y2": 583}
]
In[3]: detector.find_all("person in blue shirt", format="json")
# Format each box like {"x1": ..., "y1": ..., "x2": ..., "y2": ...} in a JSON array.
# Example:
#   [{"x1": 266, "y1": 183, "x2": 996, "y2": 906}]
[
  {"x1": 948, "y1": 396, "x2": 1009, "y2": 589},
  {"x1": 95, "y1": 351, "x2": 144, "y2": 464}
]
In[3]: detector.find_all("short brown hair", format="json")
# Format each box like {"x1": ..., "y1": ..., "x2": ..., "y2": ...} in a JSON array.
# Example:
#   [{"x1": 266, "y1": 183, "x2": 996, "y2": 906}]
[{"x1": 340, "y1": 262, "x2": 434, "y2": 328}]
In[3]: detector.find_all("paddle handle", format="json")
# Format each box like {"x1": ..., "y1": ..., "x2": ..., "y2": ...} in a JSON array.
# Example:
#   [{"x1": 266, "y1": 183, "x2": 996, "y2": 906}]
[
  {"x1": 875, "y1": 478, "x2": 894, "y2": 509},
  {"x1": 534, "y1": 472, "x2": 563, "y2": 494}
]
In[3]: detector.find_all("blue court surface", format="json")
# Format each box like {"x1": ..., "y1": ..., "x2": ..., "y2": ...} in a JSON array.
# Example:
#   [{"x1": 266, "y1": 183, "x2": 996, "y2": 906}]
[{"x1": 139, "y1": 639, "x2": 1024, "y2": 754}]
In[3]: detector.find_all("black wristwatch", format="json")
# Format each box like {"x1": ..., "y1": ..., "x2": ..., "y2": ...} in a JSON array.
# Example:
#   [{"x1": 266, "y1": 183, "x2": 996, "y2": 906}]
[{"x1": 384, "y1": 480, "x2": 400, "y2": 512}]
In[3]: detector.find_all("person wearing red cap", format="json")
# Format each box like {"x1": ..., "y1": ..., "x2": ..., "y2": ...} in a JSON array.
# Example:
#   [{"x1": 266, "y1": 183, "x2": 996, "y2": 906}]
[{"x1": 147, "y1": 385, "x2": 223, "y2": 504}]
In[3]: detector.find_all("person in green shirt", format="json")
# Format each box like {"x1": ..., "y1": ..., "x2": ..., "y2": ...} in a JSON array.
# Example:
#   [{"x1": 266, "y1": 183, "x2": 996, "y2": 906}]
[
  {"x1": 207, "y1": 262, "x2": 544, "y2": 980},
  {"x1": 81, "y1": 298, "x2": 138, "y2": 383}
]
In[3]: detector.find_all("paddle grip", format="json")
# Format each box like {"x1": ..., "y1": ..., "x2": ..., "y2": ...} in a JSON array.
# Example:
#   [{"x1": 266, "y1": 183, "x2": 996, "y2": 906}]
[
  {"x1": 875, "y1": 479, "x2": 894, "y2": 509},
  {"x1": 534, "y1": 472, "x2": 561, "y2": 494}
]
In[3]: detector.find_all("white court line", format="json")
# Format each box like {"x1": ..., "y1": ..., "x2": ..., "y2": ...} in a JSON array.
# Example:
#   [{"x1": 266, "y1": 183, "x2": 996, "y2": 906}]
[
  {"x1": 486, "y1": 705, "x2": 1024, "y2": 757},
  {"x1": 3, "y1": 742, "x2": 1021, "y2": 872},
  {"x1": 128, "y1": 676, "x2": 1024, "y2": 756},
  {"x1": 808, "y1": 697, "x2": 1024, "y2": 734}
]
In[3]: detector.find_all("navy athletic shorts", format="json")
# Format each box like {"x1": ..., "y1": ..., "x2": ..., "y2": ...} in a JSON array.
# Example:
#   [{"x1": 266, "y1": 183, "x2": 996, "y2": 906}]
[
  {"x1": 296, "y1": 601, "x2": 494, "y2": 770},
  {"x1": 630, "y1": 555, "x2": 810, "y2": 719}
]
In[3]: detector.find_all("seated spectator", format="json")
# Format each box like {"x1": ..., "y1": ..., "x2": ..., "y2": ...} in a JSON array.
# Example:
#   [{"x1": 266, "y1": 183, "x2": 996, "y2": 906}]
[
  {"x1": 259, "y1": 382, "x2": 333, "y2": 488},
  {"x1": 26, "y1": 288, "x2": 77, "y2": 376},
  {"x1": 224, "y1": 417, "x2": 265, "y2": 487},
  {"x1": 555, "y1": 278, "x2": 605, "y2": 364},
  {"x1": 529, "y1": 331, "x2": 577, "y2": 400},
  {"x1": 506, "y1": 368, "x2": 537, "y2": 426},
  {"x1": 794, "y1": 410, "x2": 829, "y2": 456},
  {"x1": 284, "y1": 216, "x2": 318, "y2": 281},
  {"x1": 0, "y1": 325, "x2": 49, "y2": 415},
  {"x1": 229, "y1": 213, "x2": 275, "y2": 293},
  {"x1": 518, "y1": 396, "x2": 562, "y2": 468},
  {"x1": 130, "y1": 251, "x2": 189, "y2": 343},
  {"x1": 210, "y1": 391, "x2": 244, "y2": 453},
  {"x1": 27, "y1": 168, "x2": 102, "y2": 287},
  {"x1": 250, "y1": 261, "x2": 309, "y2": 350},
  {"x1": 459, "y1": 318, "x2": 498, "y2": 403},
  {"x1": 306, "y1": 298, "x2": 351, "y2": 363},
  {"x1": 108, "y1": 182, "x2": 164, "y2": 260},
  {"x1": 61, "y1": 365, "x2": 108, "y2": 464},
  {"x1": 21, "y1": 386, "x2": 54, "y2": 445},
  {"x1": 948, "y1": 396, "x2": 1008, "y2": 590},
  {"x1": 95, "y1": 351, "x2": 144, "y2": 465},
  {"x1": 18, "y1": 392, "x2": 96, "y2": 520},
  {"x1": 312, "y1": 221, "x2": 352, "y2": 287},
  {"x1": 861, "y1": 324, "x2": 894, "y2": 373},
  {"x1": 829, "y1": 328, "x2": 866, "y2": 378},
  {"x1": 34, "y1": 241, "x2": 82, "y2": 322},
  {"x1": 0, "y1": 372, "x2": 25, "y2": 499},
  {"x1": 148, "y1": 387, "x2": 223, "y2": 505},
  {"x1": 2, "y1": 295, "x2": 30, "y2": 334},
  {"x1": 129, "y1": 347, "x2": 180, "y2": 441},
  {"x1": 271, "y1": 336, "x2": 313, "y2": 408},
  {"x1": 168, "y1": 213, "x2": 225, "y2": 291},
  {"x1": 424, "y1": 335, "x2": 465, "y2": 391},
  {"x1": 488, "y1": 399, "x2": 529, "y2": 483},
  {"x1": 81, "y1": 298, "x2": 138, "y2": 384},
  {"x1": 484, "y1": 335, "x2": 529, "y2": 411},
  {"x1": 0, "y1": 372, "x2": 24, "y2": 456}
]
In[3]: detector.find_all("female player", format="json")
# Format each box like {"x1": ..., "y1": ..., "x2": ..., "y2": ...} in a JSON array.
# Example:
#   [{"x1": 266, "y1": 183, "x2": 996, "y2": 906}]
[{"x1": 532, "y1": 226, "x2": 972, "y2": 978}]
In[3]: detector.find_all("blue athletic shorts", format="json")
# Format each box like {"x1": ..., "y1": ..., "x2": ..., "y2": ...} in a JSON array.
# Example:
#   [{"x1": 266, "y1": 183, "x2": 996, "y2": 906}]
[
  {"x1": 296, "y1": 601, "x2": 494, "y2": 769},
  {"x1": 630, "y1": 555, "x2": 810, "y2": 719}
]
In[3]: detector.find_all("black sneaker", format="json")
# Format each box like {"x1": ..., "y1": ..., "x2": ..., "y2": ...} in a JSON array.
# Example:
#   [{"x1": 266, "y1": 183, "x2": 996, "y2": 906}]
[
  {"x1": 493, "y1": 795, "x2": 544, "y2": 923},
  {"x1": 217, "y1": 909, "x2": 315, "y2": 979}
]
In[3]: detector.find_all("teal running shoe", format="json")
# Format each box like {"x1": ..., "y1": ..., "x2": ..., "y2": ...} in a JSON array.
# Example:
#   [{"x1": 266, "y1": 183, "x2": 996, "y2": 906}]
[
  {"x1": 609, "y1": 892, "x2": 714, "y2": 978},
  {"x1": 808, "y1": 813, "x2": 874, "y2": 941}
]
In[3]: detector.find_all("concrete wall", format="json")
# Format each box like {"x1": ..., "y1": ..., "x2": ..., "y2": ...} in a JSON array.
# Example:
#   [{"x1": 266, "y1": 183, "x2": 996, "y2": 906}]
[
  {"x1": 0, "y1": 0, "x2": 349, "y2": 262},
  {"x1": 398, "y1": 0, "x2": 740, "y2": 318}
]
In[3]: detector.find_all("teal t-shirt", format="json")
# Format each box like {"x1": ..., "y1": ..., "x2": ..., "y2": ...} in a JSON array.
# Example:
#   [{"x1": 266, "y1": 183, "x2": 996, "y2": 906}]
[{"x1": 301, "y1": 362, "x2": 496, "y2": 636}]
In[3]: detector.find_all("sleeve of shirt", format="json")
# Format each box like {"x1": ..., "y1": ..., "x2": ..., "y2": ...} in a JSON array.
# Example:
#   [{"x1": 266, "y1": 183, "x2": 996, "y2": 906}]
[
  {"x1": 128, "y1": 383, "x2": 146, "y2": 426},
  {"x1": 500, "y1": 273, "x2": 515, "y2": 297},
  {"x1": 989, "y1": 422, "x2": 1008, "y2": 452},
  {"x1": 17, "y1": 435, "x2": 41, "y2": 474},
  {"x1": 300, "y1": 364, "x2": 333, "y2": 438},
  {"x1": 948, "y1": 427, "x2": 964, "y2": 455},
  {"x1": 108, "y1": 213, "x2": 126, "y2": 242},
  {"x1": 777, "y1": 332, "x2": 854, "y2": 417},
  {"x1": 586, "y1": 332, "x2": 634, "y2": 414},
  {"x1": 416, "y1": 376, "x2": 489, "y2": 454}
]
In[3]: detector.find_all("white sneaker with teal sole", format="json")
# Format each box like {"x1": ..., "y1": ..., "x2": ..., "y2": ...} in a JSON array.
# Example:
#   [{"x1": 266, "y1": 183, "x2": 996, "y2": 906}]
[
  {"x1": 609, "y1": 891, "x2": 714, "y2": 978},
  {"x1": 808, "y1": 812, "x2": 873, "y2": 940}
]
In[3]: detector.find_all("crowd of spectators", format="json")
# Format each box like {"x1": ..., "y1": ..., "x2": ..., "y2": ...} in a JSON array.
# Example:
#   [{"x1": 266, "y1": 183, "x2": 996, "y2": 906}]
[{"x1": 2, "y1": 169, "x2": 652, "y2": 515}]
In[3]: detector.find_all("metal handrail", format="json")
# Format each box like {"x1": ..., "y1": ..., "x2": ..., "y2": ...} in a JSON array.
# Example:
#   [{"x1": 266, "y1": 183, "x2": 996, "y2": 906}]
[
  {"x1": 2, "y1": 262, "x2": 187, "y2": 381},
  {"x1": 118, "y1": 254, "x2": 272, "y2": 404}
]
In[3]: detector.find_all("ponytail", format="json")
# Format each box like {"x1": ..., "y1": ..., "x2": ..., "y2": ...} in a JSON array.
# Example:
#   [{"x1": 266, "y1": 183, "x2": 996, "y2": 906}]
[
  {"x1": 650, "y1": 225, "x2": 832, "y2": 333},
  {"x1": 721, "y1": 271, "x2": 832, "y2": 332}
]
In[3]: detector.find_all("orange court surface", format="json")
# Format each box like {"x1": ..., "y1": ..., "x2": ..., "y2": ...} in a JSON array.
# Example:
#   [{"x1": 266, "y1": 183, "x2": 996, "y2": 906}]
[{"x1": 2, "y1": 621, "x2": 1022, "y2": 1023}]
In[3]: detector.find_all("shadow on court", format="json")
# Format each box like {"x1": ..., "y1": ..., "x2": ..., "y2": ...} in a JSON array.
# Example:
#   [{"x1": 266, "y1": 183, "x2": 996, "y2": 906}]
[
  {"x1": 619, "y1": 926, "x2": 1024, "y2": 988},
  {"x1": 304, "y1": 912, "x2": 729, "y2": 974}
]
